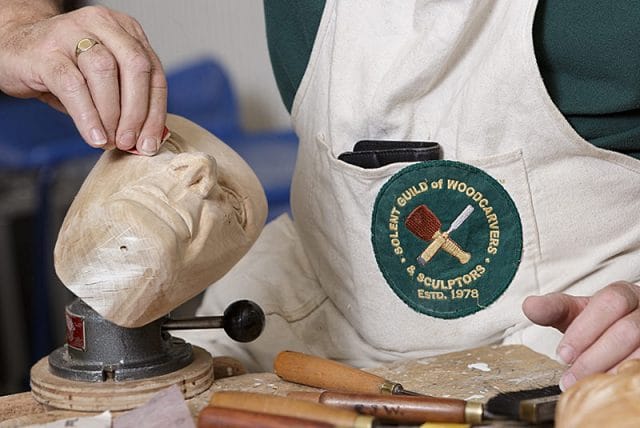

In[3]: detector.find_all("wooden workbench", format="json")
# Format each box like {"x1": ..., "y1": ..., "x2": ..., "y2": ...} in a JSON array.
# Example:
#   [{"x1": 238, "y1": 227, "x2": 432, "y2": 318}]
[{"x1": 0, "y1": 345, "x2": 564, "y2": 427}]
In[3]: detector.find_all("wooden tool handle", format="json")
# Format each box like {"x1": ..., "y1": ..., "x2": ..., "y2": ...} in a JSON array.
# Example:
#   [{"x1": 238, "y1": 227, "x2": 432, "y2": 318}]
[
  {"x1": 418, "y1": 233, "x2": 447, "y2": 265},
  {"x1": 440, "y1": 238, "x2": 470, "y2": 264},
  {"x1": 288, "y1": 390, "x2": 470, "y2": 424},
  {"x1": 274, "y1": 350, "x2": 392, "y2": 394},
  {"x1": 209, "y1": 391, "x2": 373, "y2": 428},
  {"x1": 198, "y1": 405, "x2": 335, "y2": 428}
]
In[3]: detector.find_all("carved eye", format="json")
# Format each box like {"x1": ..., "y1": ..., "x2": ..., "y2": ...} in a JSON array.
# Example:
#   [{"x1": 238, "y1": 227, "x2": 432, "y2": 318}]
[{"x1": 162, "y1": 139, "x2": 181, "y2": 154}]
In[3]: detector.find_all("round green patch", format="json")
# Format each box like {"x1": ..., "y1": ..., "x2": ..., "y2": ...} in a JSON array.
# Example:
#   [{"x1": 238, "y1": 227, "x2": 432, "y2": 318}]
[{"x1": 371, "y1": 160, "x2": 522, "y2": 319}]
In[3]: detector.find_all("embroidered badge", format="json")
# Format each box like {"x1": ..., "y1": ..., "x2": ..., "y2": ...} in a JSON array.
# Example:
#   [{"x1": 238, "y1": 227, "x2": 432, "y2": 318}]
[{"x1": 371, "y1": 160, "x2": 522, "y2": 319}]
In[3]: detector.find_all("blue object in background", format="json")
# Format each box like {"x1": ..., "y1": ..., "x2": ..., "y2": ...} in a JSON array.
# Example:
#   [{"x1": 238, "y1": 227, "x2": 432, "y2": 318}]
[
  {"x1": 0, "y1": 99, "x2": 100, "y2": 169},
  {"x1": 167, "y1": 57, "x2": 298, "y2": 220},
  {"x1": 0, "y1": 56, "x2": 298, "y2": 393},
  {"x1": 167, "y1": 57, "x2": 239, "y2": 139},
  {"x1": 226, "y1": 130, "x2": 298, "y2": 220}
]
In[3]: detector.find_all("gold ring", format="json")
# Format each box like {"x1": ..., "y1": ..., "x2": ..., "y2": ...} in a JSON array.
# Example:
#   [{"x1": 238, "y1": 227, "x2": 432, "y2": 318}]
[{"x1": 75, "y1": 38, "x2": 100, "y2": 57}]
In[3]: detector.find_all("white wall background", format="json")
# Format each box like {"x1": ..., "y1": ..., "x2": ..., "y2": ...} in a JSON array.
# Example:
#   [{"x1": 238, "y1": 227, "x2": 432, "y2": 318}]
[{"x1": 97, "y1": 0, "x2": 292, "y2": 132}]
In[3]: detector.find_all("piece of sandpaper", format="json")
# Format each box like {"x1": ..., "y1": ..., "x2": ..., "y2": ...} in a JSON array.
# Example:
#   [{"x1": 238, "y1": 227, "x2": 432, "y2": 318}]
[{"x1": 113, "y1": 385, "x2": 195, "y2": 428}]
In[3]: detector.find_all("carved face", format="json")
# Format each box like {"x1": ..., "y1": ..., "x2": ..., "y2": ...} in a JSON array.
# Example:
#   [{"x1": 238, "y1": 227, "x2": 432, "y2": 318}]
[{"x1": 54, "y1": 114, "x2": 267, "y2": 327}]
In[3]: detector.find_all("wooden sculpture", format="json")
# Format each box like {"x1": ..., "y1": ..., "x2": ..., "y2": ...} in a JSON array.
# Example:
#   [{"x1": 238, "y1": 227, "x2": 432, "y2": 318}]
[
  {"x1": 556, "y1": 359, "x2": 640, "y2": 427},
  {"x1": 54, "y1": 114, "x2": 268, "y2": 327}
]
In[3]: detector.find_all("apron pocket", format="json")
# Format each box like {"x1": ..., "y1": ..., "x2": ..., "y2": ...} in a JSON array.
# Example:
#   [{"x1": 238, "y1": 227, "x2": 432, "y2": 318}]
[{"x1": 291, "y1": 133, "x2": 541, "y2": 353}]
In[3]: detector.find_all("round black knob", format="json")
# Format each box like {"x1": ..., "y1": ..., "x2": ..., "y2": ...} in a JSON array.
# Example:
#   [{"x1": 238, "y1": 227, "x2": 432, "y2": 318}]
[{"x1": 222, "y1": 300, "x2": 265, "y2": 342}]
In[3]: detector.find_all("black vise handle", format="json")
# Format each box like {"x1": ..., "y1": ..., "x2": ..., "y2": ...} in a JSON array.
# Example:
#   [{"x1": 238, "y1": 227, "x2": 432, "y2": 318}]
[{"x1": 162, "y1": 299, "x2": 265, "y2": 343}]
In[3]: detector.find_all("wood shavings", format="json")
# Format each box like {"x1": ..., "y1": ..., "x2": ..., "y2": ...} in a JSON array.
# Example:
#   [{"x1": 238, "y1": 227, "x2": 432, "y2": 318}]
[{"x1": 467, "y1": 362, "x2": 491, "y2": 372}]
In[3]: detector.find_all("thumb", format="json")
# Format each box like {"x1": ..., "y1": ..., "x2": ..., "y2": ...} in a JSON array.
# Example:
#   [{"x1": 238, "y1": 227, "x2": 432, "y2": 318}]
[{"x1": 522, "y1": 293, "x2": 590, "y2": 333}]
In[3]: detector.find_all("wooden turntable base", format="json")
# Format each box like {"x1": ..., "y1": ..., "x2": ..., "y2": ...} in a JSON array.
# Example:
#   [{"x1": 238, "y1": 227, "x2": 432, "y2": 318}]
[{"x1": 30, "y1": 346, "x2": 213, "y2": 412}]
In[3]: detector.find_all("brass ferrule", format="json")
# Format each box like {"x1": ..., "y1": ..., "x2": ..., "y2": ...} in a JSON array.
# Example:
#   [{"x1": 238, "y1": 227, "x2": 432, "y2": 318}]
[
  {"x1": 464, "y1": 401, "x2": 484, "y2": 424},
  {"x1": 379, "y1": 380, "x2": 397, "y2": 394}
]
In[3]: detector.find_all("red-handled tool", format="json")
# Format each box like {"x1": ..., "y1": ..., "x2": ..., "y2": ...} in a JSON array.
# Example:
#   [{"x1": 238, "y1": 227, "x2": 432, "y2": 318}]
[
  {"x1": 287, "y1": 390, "x2": 483, "y2": 424},
  {"x1": 198, "y1": 405, "x2": 335, "y2": 428},
  {"x1": 209, "y1": 391, "x2": 374, "y2": 428}
]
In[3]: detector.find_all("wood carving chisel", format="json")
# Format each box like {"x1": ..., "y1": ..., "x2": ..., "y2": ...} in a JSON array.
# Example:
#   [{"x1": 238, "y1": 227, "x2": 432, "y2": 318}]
[
  {"x1": 198, "y1": 405, "x2": 335, "y2": 428},
  {"x1": 273, "y1": 350, "x2": 422, "y2": 396},
  {"x1": 210, "y1": 391, "x2": 375, "y2": 428},
  {"x1": 289, "y1": 387, "x2": 560, "y2": 425},
  {"x1": 288, "y1": 391, "x2": 486, "y2": 425},
  {"x1": 273, "y1": 351, "x2": 559, "y2": 424},
  {"x1": 209, "y1": 391, "x2": 470, "y2": 428}
]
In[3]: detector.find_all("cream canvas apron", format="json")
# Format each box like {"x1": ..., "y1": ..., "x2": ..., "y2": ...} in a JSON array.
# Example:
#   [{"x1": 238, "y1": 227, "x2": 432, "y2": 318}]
[{"x1": 183, "y1": 0, "x2": 640, "y2": 372}]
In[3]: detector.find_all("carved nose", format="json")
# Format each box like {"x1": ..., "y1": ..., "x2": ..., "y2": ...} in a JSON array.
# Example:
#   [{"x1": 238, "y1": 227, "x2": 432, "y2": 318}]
[{"x1": 169, "y1": 153, "x2": 217, "y2": 197}]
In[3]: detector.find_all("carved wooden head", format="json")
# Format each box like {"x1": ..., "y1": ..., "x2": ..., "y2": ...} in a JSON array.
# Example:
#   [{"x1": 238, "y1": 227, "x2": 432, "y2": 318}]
[{"x1": 54, "y1": 114, "x2": 268, "y2": 327}]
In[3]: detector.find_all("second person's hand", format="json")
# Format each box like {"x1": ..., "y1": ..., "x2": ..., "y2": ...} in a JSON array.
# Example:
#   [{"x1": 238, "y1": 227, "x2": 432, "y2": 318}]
[
  {"x1": 0, "y1": 4, "x2": 167, "y2": 155},
  {"x1": 523, "y1": 281, "x2": 640, "y2": 390}
]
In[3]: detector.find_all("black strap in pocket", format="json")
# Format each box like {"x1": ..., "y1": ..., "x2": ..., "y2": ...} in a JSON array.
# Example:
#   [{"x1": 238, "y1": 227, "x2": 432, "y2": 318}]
[{"x1": 338, "y1": 140, "x2": 441, "y2": 168}]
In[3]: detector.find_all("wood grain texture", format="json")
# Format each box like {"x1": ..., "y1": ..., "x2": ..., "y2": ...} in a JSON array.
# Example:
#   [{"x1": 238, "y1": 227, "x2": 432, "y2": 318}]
[
  {"x1": 53, "y1": 114, "x2": 268, "y2": 328},
  {"x1": 0, "y1": 393, "x2": 47, "y2": 424},
  {"x1": 273, "y1": 351, "x2": 391, "y2": 394},
  {"x1": 556, "y1": 359, "x2": 640, "y2": 428}
]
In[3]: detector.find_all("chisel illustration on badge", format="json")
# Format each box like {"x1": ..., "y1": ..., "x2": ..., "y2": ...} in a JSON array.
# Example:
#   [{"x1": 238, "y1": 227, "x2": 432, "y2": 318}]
[{"x1": 405, "y1": 204, "x2": 474, "y2": 265}]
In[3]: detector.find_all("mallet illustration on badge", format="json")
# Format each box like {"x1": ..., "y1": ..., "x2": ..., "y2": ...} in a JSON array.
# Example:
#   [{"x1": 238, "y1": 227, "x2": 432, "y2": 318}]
[{"x1": 405, "y1": 204, "x2": 473, "y2": 265}]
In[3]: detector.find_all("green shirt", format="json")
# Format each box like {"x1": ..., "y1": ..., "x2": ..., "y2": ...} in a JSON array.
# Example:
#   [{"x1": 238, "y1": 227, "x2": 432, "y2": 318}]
[{"x1": 264, "y1": 0, "x2": 640, "y2": 159}]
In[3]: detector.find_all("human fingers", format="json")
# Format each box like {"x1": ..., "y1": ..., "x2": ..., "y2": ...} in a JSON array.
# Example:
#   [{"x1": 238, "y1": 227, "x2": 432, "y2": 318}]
[
  {"x1": 0, "y1": 6, "x2": 140, "y2": 150},
  {"x1": 37, "y1": 95, "x2": 108, "y2": 148},
  {"x1": 72, "y1": 7, "x2": 165, "y2": 152},
  {"x1": 522, "y1": 293, "x2": 590, "y2": 332},
  {"x1": 134, "y1": 63, "x2": 167, "y2": 156},
  {"x1": 584, "y1": 310, "x2": 640, "y2": 374},
  {"x1": 557, "y1": 282, "x2": 639, "y2": 365},
  {"x1": 76, "y1": 40, "x2": 120, "y2": 145},
  {"x1": 38, "y1": 53, "x2": 108, "y2": 148},
  {"x1": 561, "y1": 307, "x2": 640, "y2": 390},
  {"x1": 58, "y1": 6, "x2": 165, "y2": 153},
  {"x1": 557, "y1": 282, "x2": 640, "y2": 388},
  {"x1": 113, "y1": 11, "x2": 167, "y2": 156},
  {"x1": 610, "y1": 348, "x2": 640, "y2": 374},
  {"x1": 88, "y1": 12, "x2": 165, "y2": 154}
]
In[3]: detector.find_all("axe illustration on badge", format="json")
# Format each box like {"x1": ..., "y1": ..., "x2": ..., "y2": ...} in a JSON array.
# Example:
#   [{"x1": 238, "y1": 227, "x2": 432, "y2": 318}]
[{"x1": 405, "y1": 204, "x2": 473, "y2": 265}]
